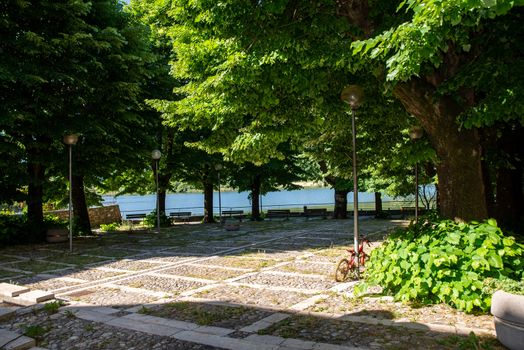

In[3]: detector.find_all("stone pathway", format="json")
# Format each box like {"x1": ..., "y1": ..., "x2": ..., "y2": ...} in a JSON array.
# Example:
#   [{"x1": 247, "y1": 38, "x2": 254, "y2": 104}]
[{"x1": 0, "y1": 219, "x2": 502, "y2": 349}]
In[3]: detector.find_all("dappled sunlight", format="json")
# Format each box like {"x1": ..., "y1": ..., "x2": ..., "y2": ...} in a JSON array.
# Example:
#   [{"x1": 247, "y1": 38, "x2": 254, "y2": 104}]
[{"x1": 1, "y1": 219, "x2": 501, "y2": 349}]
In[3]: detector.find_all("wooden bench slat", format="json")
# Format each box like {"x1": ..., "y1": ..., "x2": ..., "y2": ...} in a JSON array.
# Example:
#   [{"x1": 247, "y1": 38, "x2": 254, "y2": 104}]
[
  {"x1": 169, "y1": 212, "x2": 192, "y2": 217},
  {"x1": 221, "y1": 210, "x2": 244, "y2": 222},
  {"x1": 304, "y1": 207, "x2": 328, "y2": 219},
  {"x1": 266, "y1": 209, "x2": 291, "y2": 220},
  {"x1": 169, "y1": 212, "x2": 191, "y2": 222},
  {"x1": 126, "y1": 213, "x2": 146, "y2": 220}
]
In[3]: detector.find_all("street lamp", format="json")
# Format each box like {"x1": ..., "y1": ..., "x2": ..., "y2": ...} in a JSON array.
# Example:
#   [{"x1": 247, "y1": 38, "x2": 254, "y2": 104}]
[
  {"x1": 63, "y1": 134, "x2": 79, "y2": 253},
  {"x1": 151, "y1": 149, "x2": 162, "y2": 233},
  {"x1": 214, "y1": 164, "x2": 223, "y2": 223},
  {"x1": 409, "y1": 126, "x2": 424, "y2": 223},
  {"x1": 341, "y1": 85, "x2": 364, "y2": 277}
]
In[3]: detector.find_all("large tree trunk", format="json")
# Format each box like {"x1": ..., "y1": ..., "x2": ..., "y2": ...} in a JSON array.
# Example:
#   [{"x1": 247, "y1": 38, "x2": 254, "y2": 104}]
[
  {"x1": 251, "y1": 174, "x2": 261, "y2": 221},
  {"x1": 203, "y1": 180, "x2": 215, "y2": 223},
  {"x1": 72, "y1": 175, "x2": 91, "y2": 235},
  {"x1": 158, "y1": 189, "x2": 167, "y2": 215},
  {"x1": 494, "y1": 126, "x2": 524, "y2": 231},
  {"x1": 394, "y1": 80, "x2": 488, "y2": 221},
  {"x1": 27, "y1": 161, "x2": 45, "y2": 241},
  {"x1": 334, "y1": 189, "x2": 349, "y2": 219},
  {"x1": 374, "y1": 192, "x2": 382, "y2": 216},
  {"x1": 337, "y1": 1, "x2": 488, "y2": 222},
  {"x1": 157, "y1": 173, "x2": 171, "y2": 216}
]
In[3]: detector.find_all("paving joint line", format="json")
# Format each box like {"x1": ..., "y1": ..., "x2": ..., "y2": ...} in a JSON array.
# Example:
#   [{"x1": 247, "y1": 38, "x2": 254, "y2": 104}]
[{"x1": 55, "y1": 228, "x2": 323, "y2": 298}]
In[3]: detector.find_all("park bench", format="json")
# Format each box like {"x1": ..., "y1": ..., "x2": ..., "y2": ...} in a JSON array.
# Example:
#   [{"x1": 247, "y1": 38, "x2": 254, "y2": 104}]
[
  {"x1": 221, "y1": 210, "x2": 244, "y2": 221},
  {"x1": 169, "y1": 211, "x2": 192, "y2": 223},
  {"x1": 125, "y1": 213, "x2": 146, "y2": 222},
  {"x1": 400, "y1": 206, "x2": 424, "y2": 219},
  {"x1": 304, "y1": 207, "x2": 328, "y2": 219},
  {"x1": 266, "y1": 209, "x2": 291, "y2": 220}
]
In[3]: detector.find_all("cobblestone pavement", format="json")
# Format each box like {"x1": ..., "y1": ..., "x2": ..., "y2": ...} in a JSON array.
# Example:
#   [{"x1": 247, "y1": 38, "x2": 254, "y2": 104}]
[{"x1": 0, "y1": 218, "x2": 503, "y2": 349}]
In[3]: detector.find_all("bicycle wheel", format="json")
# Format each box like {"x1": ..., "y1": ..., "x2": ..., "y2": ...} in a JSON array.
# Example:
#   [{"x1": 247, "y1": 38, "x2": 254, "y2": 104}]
[{"x1": 334, "y1": 258, "x2": 350, "y2": 282}]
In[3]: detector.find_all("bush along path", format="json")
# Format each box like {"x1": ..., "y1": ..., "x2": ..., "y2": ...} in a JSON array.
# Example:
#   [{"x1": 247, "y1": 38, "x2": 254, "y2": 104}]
[{"x1": 357, "y1": 217, "x2": 524, "y2": 313}]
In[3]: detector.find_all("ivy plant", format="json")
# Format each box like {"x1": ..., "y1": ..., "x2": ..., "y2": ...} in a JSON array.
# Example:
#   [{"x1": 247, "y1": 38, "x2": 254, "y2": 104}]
[{"x1": 357, "y1": 218, "x2": 524, "y2": 313}]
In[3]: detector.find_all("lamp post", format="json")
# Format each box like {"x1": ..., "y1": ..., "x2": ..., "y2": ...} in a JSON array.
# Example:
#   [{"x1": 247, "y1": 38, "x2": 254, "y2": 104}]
[
  {"x1": 214, "y1": 164, "x2": 223, "y2": 223},
  {"x1": 341, "y1": 85, "x2": 364, "y2": 277},
  {"x1": 409, "y1": 126, "x2": 424, "y2": 223},
  {"x1": 63, "y1": 134, "x2": 79, "y2": 253},
  {"x1": 151, "y1": 149, "x2": 162, "y2": 233}
]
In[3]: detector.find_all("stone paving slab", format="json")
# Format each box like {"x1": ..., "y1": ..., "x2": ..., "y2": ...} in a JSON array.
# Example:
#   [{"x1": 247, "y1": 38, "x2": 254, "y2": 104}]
[
  {"x1": 105, "y1": 317, "x2": 182, "y2": 337},
  {"x1": 0, "y1": 306, "x2": 18, "y2": 321},
  {"x1": 240, "y1": 313, "x2": 291, "y2": 333},
  {"x1": 0, "y1": 328, "x2": 36, "y2": 350},
  {"x1": 0, "y1": 220, "x2": 498, "y2": 349},
  {"x1": 74, "y1": 309, "x2": 119, "y2": 323},
  {"x1": 174, "y1": 330, "x2": 280, "y2": 350},
  {"x1": 0, "y1": 283, "x2": 29, "y2": 298},
  {"x1": 123, "y1": 313, "x2": 199, "y2": 331}
]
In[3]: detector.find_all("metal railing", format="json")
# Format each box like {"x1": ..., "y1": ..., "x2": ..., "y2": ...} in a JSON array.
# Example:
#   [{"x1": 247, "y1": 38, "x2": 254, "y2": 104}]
[{"x1": 120, "y1": 200, "x2": 435, "y2": 218}]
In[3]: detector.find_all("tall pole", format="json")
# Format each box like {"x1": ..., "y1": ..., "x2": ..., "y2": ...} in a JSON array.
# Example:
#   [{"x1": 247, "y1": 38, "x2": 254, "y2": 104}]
[
  {"x1": 217, "y1": 170, "x2": 222, "y2": 223},
  {"x1": 409, "y1": 126, "x2": 423, "y2": 224},
  {"x1": 415, "y1": 162, "x2": 419, "y2": 223},
  {"x1": 155, "y1": 159, "x2": 160, "y2": 234},
  {"x1": 341, "y1": 85, "x2": 363, "y2": 279},
  {"x1": 68, "y1": 144, "x2": 73, "y2": 253},
  {"x1": 351, "y1": 107, "x2": 359, "y2": 273}
]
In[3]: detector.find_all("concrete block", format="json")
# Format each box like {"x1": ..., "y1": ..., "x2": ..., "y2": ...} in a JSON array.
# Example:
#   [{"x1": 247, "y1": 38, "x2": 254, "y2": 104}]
[
  {"x1": 16, "y1": 290, "x2": 54, "y2": 304},
  {"x1": 4, "y1": 336, "x2": 36, "y2": 350},
  {"x1": 0, "y1": 306, "x2": 18, "y2": 321},
  {"x1": 281, "y1": 338, "x2": 316, "y2": 349},
  {"x1": 0, "y1": 283, "x2": 29, "y2": 298},
  {"x1": 194, "y1": 325, "x2": 234, "y2": 336},
  {"x1": 173, "y1": 331, "x2": 279, "y2": 350},
  {"x1": 312, "y1": 343, "x2": 360, "y2": 350},
  {"x1": 245, "y1": 334, "x2": 285, "y2": 345},
  {"x1": 105, "y1": 317, "x2": 181, "y2": 337},
  {"x1": 123, "y1": 313, "x2": 198, "y2": 330},
  {"x1": 0, "y1": 329, "x2": 36, "y2": 350},
  {"x1": 240, "y1": 321, "x2": 272, "y2": 333},
  {"x1": 74, "y1": 310, "x2": 118, "y2": 323}
]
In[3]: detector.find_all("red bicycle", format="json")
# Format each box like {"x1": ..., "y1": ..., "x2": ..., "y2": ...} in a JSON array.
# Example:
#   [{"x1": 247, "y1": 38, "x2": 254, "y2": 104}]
[{"x1": 334, "y1": 237, "x2": 370, "y2": 282}]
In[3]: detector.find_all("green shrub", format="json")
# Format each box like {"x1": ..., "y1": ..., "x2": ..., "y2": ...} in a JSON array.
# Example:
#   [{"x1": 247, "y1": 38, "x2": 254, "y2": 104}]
[
  {"x1": 43, "y1": 215, "x2": 68, "y2": 229},
  {"x1": 143, "y1": 210, "x2": 171, "y2": 228},
  {"x1": 0, "y1": 213, "x2": 29, "y2": 245},
  {"x1": 99, "y1": 222, "x2": 120, "y2": 232},
  {"x1": 358, "y1": 218, "x2": 524, "y2": 313}
]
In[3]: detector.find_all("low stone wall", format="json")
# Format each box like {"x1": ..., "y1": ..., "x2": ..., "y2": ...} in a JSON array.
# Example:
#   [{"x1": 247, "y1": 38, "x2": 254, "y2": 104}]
[{"x1": 45, "y1": 205, "x2": 122, "y2": 228}]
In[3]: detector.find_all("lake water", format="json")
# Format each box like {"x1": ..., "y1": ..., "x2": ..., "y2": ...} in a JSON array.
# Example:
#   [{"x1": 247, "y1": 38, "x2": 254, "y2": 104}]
[{"x1": 102, "y1": 188, "x2": 405, "y2": 216}]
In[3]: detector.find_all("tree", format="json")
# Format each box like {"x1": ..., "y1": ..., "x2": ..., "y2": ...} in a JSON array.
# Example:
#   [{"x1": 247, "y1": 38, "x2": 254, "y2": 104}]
[
  {"x1": 139, "y1": 0, "x2": 523, "y2": 228},
  {"x1": 227, "y1": 148, "x2": 313, "y2": 220},
  {"x1": 348, "y1": 0, "x2": 524, "y2": 224},
  {"x1": 0, "y1": 0, "x2": 154, "y2": 236}
]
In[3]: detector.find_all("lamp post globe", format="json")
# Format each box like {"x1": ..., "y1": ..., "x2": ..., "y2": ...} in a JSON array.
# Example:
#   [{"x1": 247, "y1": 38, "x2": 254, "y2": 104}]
[
  {"x1": 63, "y1": 134, "x2": 79, "y2": 146},
  {"x1": 151, "y1": 149, "x2": 162, "y2": 233},
  {"x1": 151, "y1": 149, "x2": 162, "y2": 160},
  {"x1": 341, "y1": 85, "x2": 364, "y2": 110},
  {"x1": 341, "y1": 85, "x2": 363, "y2": 278}
]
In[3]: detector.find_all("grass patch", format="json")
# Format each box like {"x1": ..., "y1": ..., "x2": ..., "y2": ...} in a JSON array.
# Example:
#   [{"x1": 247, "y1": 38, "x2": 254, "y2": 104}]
[
  {"x1": 5, "y1": 260, "x2": 70, "y2": 273},
  {"x1": 82, "y1": 248, "x2": 137, "y2": 258},
  {"x1": 42, "y1": 254, "x2": 110, "y2": 266},
  {"x1": 147, "y1": 301, "x2": 249, "y2": 326},
  {"x1": 0, "y1": 269, "x2": 18, "y2": 279},
  {"x1": 436, "y1": 332, "x2": 502, "y2": 350},
  {"x1": 22, "y1": 324, "x2": 51, "y2": 343},
  {"x1": 43, "y1": 300, "x2": 65, "y2": 314}
]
